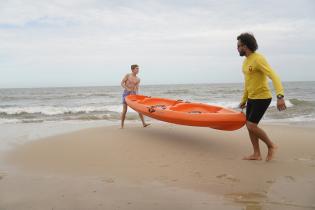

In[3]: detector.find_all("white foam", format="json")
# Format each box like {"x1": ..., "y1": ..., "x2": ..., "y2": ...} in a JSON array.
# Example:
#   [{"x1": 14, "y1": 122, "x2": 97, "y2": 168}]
[
  {"x1": 209, "y1": 101, "x2": 241, "y2": 109},
  {"x1": 0, "y1": 118, "x2": 21, "y2": 124},
  {"x1": 0, "y1": 105, "x2": 131, "y2": 116},
  {"x1": 105, "y1": 105, "x2": 136, "y2": 113},
  {"x1": 265, "y1": 115, "x2": 315, "y2": 123},
  {"x1": 208, "y1": 99, "x2": 294, "y2": 109}
]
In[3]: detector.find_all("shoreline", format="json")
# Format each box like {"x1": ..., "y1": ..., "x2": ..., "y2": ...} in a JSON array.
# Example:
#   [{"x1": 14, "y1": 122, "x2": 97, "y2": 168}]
[
  {"x1": 1, "y1": 119, "x2": 314, "y2": 152},
  {"x1": 1, "y1": 123, "x2": 315, "y2": 209}
]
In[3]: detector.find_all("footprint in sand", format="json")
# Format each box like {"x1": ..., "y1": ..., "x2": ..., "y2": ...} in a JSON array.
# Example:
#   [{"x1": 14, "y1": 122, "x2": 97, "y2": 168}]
[
  {"x1": 0, "y1": 171, "x2": 8, "y2": 180},
  {"x1": 266, "y1": 180, "x2": 275, "y2": 184},
  {"x1": 157, "y1": 175, "x2": 168, "y2": 181},
  {"x1": 216, "y1": 174, "x2": 240, "y2": 182},
  {"x1": 226, "y1": 175, "x2": 240, "y2": 182},
  {"x1": 193, "y1": 171, "x2": 202, "y2": 178},
  {"x1": 284, "y1": 176, "x2": 296, "y2": 182},
  {"x1": 216, "y1": 174, "x2": 227, "y2": 178},
  {"x1": 101, "y1": 177, "x2": 115, "y2": 183},
  {"x1": 225, "y1": 192, "x2": 266, "y2": 204}
]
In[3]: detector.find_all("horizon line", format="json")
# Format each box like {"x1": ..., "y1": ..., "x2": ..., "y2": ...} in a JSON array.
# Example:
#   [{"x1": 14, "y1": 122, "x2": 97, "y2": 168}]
[{"x1": 0, "y1": 80, "x2": 314, "y2": 90}]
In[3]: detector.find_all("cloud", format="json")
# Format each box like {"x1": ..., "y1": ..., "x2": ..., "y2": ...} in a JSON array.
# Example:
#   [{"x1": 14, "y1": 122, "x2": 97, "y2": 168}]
[{"x1": 0, "y1": 0, "x2": 314, "y2": 87}]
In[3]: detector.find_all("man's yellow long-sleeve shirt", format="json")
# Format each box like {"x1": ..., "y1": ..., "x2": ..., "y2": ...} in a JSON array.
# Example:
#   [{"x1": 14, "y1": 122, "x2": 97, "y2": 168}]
[{"x1": 241, "y1": 52, "x2": 284, "y2": 104}]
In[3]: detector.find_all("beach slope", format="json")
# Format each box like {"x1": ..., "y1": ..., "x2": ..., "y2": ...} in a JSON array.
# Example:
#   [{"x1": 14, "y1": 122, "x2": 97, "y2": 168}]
[{"x1": 1, "y1": 124, "x2": 315, "y2": 209}]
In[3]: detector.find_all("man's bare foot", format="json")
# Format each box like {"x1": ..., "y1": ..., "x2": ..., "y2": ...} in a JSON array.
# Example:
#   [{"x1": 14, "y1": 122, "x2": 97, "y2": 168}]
[
  {"x1": 143, "y1": 123, "x2": 150, "y2": 128},
  {"x1": 266, "y1": 145, "x2": 277, "y2": 161},
  {"x1": 243, "y1": 154, "x2": 262, "y2": 160}
]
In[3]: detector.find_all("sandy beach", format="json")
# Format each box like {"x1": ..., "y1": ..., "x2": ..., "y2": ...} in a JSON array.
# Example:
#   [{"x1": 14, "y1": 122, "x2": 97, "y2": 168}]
[
  {"x1": 1, "y1": 0, "x2": 315, "y2": 208},
  {"x1": 1, "y1": 123, "x2": 315, "y2": 210}
]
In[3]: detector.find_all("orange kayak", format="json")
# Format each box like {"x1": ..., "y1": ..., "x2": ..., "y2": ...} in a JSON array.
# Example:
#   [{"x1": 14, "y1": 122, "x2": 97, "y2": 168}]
[{"x1": 126, "y1": 95, "x2": 246, "y2": 131}]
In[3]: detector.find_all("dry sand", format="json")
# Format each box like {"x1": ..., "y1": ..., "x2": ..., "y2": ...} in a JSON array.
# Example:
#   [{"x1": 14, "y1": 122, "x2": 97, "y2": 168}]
[{"x1": 1, "y1": 123, "x2": 315, "y2": 210}]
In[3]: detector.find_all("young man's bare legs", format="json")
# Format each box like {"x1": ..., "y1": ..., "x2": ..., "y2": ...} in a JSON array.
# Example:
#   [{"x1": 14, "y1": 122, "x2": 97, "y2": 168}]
[
  {"x1": 121, "y1": 104, "x2": 150, "y2": 129},
  {"x1": 138, "y1": 113, "x2": 150, "y2": 128},
  {"x1": 121, "y1": 104, "x2": 128, "y2": 129},
  {"x1": 244, "y1": 121, "x2": 277, "y2": 161}
]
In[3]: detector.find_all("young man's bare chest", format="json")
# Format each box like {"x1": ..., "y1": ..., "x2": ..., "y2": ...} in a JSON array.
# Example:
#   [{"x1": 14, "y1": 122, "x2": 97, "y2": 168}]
[{"x1": 127, "y1": 75, "x2": 139, "y2": 84}]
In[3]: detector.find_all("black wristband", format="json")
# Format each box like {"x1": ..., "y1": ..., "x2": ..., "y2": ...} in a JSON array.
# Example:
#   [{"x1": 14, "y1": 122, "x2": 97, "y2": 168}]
[{"x1": 277, "y1": 94, "x2": 284, "y2": 99}]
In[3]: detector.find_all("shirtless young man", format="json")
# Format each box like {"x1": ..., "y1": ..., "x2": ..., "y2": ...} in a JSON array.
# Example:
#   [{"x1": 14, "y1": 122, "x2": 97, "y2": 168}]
[{"x1": 120, "y1": 64, "x2": 150, "y2": 129}]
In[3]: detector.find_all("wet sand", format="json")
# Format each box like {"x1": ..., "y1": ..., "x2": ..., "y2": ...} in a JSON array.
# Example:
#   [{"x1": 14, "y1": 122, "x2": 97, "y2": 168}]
[{"x1": 1, "y1": 124, "x2": 315, "y2": 210}]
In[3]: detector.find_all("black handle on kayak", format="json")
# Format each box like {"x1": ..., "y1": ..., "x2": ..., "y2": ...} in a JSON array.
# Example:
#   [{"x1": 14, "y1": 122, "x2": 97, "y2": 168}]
[{"x1": 148, "y1": 106, "x2": 156, "y2": 113}]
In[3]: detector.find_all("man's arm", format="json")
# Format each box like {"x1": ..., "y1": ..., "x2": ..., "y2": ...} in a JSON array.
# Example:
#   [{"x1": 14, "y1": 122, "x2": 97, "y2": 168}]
[
  {"x1": 241, "y1": 81, "x2": 248, "y2": 105},
  {"x1": 121, "y1": 74, "x2": 129, "y2": 90},
  {"x1": 257, "y1": 55, "x2": 284, "y2": 96},
  {"x1": 239, "y1": 79, "x2": 248, "y2": 109},
  {"x1": 257, "y1": 56, "x2": 286, "y2": 111}
]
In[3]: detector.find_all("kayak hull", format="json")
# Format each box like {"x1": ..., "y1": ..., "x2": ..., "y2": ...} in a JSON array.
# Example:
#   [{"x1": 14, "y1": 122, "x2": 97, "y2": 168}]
[{"x1": 126, "y1": 95, "x2": 246, "y2": 131}]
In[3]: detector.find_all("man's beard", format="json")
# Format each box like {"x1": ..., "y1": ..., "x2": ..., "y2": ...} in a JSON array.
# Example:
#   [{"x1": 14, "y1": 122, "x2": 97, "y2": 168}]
[{"x1": 239, "y1": 50, "x2": 245, "y2": 56}]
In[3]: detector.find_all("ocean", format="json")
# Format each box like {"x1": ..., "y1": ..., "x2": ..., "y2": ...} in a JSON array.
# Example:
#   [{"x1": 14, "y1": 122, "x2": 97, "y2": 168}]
[{"x1": 0, "y1": 81, "x2": 314, "y2": 151}]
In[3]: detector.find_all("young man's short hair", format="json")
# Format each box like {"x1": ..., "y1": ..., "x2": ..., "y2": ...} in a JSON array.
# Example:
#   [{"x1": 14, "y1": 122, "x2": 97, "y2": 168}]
[{"x1": 131, "y1": 64, "x2": 139, "y2": 70}]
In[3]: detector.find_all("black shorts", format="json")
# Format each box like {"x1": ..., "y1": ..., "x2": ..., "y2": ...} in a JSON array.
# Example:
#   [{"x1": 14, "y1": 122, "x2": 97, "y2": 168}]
[{"x1": 246, "y1": 98, "x2": 272, "y2": 124}]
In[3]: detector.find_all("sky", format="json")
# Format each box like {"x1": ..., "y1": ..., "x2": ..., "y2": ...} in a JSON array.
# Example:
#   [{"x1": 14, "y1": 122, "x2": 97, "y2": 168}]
[{"x1": 0, "y1": 0, "x2": 315, "y2": 88}]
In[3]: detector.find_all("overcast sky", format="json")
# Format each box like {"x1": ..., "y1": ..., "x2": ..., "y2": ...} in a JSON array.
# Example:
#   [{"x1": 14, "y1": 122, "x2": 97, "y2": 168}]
[{"x1": 0, "y1": 0, "x2": 314, "y2": 88}]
